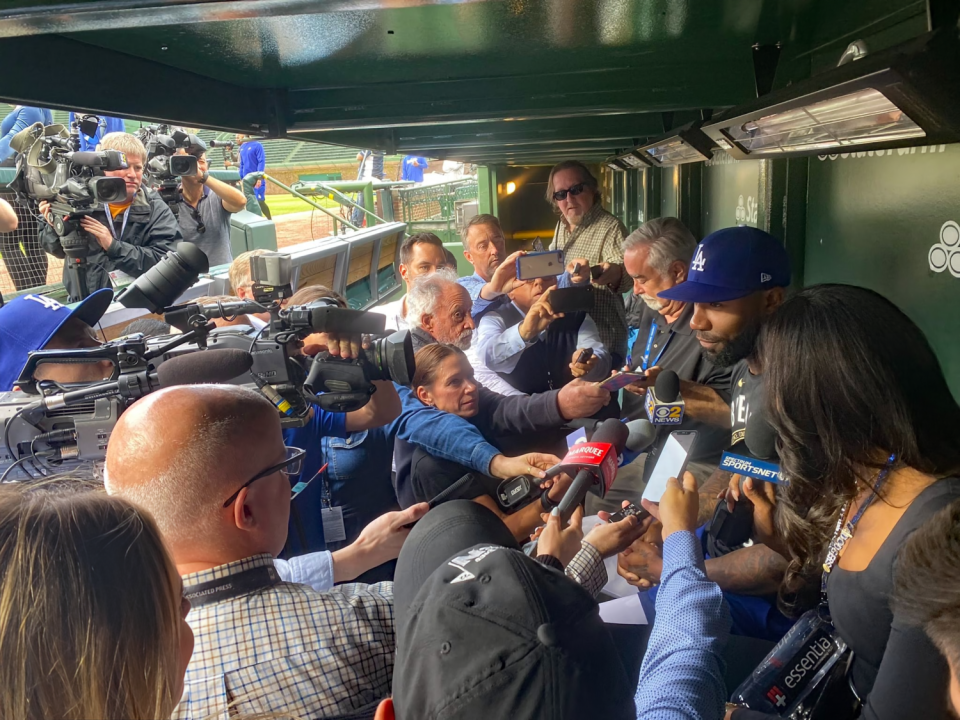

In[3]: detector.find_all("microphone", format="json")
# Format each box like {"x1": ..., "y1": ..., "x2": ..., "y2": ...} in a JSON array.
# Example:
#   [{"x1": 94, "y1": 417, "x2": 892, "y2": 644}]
[
  {"x1": 718, "y1": 408, "x2": 785, "y2": 484},
  {"x1": 157, "y1": 349, "x2": 254, "y2": 388},
  {"x1": 555, "y1": 418, "x2": 629, "y2": 521},
  {"x1": 565, "y1": 417, "x2": 658, "y2": 454},
  {"x1": 644, "y1": 370, "x2": 685, "y2": 425}
]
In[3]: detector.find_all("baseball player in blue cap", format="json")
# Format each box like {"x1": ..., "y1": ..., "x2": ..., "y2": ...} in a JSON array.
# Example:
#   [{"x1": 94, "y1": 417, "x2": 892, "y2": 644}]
[{"x1": 0, "y1": 288, "x2": 115, "y2": 391}]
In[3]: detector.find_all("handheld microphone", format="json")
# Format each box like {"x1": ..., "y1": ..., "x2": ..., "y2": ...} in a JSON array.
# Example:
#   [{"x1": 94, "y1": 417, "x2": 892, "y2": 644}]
[
  {"x1": 565, "y1": 417, "x2": 658, "y2": 454},
  {"x1": 644, "y1": 370, "x2": 685, "y2": 425},
  {"x1": 555, "y1": 418, "x2": 629, "y2": 521},
  {"x1": 718, "y1": 408, "x2": 785, "y2": 484}
]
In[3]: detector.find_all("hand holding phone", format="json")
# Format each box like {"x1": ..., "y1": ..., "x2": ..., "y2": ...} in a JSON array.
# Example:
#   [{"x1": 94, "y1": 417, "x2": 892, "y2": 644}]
[
  {"x1": 641, "y1": 430, "x2": 698, "y2": 504},
  {"x1": 609, "y1": 502, "x2": 651, "y2": 524},
  {"x1": 598, "y1": 370, "x2": 646, "y2": 391},
  {"x1": 517, "y1": 251, "x2": 564, "y2": 280}
]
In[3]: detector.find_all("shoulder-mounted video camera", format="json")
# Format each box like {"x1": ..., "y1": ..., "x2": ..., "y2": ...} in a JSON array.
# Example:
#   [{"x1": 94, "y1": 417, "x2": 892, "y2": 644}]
[
  {"x1": 1, "y1": 246, "x2": 414, "y2": 482},
  {"x1": 136, "y1": 124, "x2": 205, "y2": 214},
  {"x1": 8, "y1": 116, "x2": 129, "y2": 264}
]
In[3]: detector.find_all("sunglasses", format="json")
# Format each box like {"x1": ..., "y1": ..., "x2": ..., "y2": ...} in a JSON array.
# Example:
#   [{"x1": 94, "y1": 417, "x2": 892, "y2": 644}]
[
  {"x1": 552, "y1": 182, "x2": 588, "y2": 202},
  {"x1": 190, "y1": 204, "x2": 205, "y2": 234},
  {"x1": 222, "y1": 446, "x2": 307, "y2": 508}
]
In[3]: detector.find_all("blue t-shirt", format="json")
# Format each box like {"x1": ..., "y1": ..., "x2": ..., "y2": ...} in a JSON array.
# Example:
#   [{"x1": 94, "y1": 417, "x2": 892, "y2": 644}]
[
  {"x1": 282, "y1": 406, "x2": 348, "y2": 555},
  {"x1": 401, "y1": 155, "x2": 428, "y2": 182}
]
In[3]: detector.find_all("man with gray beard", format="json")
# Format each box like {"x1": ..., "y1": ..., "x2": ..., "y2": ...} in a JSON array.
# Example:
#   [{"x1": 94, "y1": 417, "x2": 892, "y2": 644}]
[
  {"x1": 406, "y1": 269, "x2": 476, "y2": 352},
  {"x1": 619, "y1": 217, "x2": 733, "y2": 475}
]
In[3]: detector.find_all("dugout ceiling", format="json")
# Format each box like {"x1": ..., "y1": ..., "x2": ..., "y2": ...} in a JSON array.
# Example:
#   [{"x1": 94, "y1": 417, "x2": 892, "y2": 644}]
[{"x1": 0, "y1": 0, "x2": 947, "y2": 165}]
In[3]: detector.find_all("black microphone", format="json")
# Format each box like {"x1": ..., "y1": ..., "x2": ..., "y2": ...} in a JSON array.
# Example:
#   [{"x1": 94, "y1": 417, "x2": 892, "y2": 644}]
[
  {"x1": 718, "y1": 406, "x2": 784, "y2": 483},
  {"x1": 157, "y1": 349, "x2": 254, "y2": 387},
  {"x1": 644, "y1": 369, "x2": 685, "y2": 425},
  {"x1": 556, "y1": 418, "x2": 629, "y2": 521},
  {"x1": 565, "y1": 417, "x2": 658, "y2": 453}
]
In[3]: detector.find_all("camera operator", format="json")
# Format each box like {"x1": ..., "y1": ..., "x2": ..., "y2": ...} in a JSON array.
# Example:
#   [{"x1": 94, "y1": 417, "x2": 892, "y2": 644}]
[
  {"x1": 37, "y1": 132, "x2": 182, "y2": 302},
  {"x1": 174, "y1": 148, "x2": 246, "y2": 267},
  {"x1": 0, "y1": 288, "x2": 114, "y2": 391}
]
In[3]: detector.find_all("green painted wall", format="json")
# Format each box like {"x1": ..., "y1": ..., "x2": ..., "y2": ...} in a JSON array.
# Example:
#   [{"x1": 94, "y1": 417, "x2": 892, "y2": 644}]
[
  {"x1": 805, "y1": 143, "x2": 960, "y2": 399},
  {"x1": 701, "y1": 152, "x2": 762, "y2": 235}
]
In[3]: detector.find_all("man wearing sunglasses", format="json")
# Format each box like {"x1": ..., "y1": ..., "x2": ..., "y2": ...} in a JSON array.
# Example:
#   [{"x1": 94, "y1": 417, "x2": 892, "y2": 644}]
[
  {"x1": 105, "y1": 383, "x2": 428, "y2": 719},
  {"x1": 176, "y1": 147, "x2": 247, "y2": 268},
  {"x1": 545, "y1": 160, "x2": 632, "y2": 367}
]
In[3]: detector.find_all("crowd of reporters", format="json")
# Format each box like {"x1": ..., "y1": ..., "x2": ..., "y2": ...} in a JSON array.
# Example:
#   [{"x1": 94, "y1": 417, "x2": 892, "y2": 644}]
[{"x1": 0, "y1": 152, "x2": 959, "y2": 720}]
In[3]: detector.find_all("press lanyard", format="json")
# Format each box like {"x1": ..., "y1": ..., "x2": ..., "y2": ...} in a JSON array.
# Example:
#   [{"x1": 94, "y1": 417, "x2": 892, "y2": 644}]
[
  {"x1": 640, "y1": 322, "x2": 674, "y2": 371},
  {"x1": 820, "y1": 454, "x2": 897, "y2": 601},
  {"x1": 103, "y1": 203, "x2": 130, "y2": 241},
  {"x1": 183, "y1": 564, "x2": 281, "y2": 608}
]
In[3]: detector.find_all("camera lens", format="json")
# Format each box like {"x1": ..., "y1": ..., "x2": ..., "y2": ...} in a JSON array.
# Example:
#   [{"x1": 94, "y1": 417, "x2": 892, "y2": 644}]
[
  {"x1": 363, "y1": 330, "x2": 415, "y2": 384},
  {"x1": 169, "y1": 155, "x2": 198, "y2": 177},
  {"x1": 90, "y1": 176, "x2": 127, "y2": 204},
  {"x1": 116, "y1": 242, "x2": 210, "y2": 313}
]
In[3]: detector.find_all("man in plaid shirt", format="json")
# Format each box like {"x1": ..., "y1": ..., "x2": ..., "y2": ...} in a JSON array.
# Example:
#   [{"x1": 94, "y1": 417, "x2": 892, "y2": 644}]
[
  {"x1": 105, "y1": 383, "x2": 613, "y2": 719},
  {"x1": 547, "y1": 161, "x2": 631, "y2": 364},
  {"x1": 104, "y1": 383, "x2": 425, "y2": 720}
]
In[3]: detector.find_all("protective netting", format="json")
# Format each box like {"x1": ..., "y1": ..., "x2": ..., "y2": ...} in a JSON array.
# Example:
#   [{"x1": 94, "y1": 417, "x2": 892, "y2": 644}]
[{"x1": 0, "y1": 191, "x2": 63, "y2": 299}]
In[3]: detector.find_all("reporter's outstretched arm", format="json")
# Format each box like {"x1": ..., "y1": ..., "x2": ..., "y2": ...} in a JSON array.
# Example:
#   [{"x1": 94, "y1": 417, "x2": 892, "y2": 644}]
[
  {"x1": 635, "y1": 472, "x2": 730, "y2": 720},
  {"x1": 273, "y1": 504, "x2": 429, "y2": 589},
  {"x1": 345, "y1": 380, "x2": 402, "y2": 432},
  {"x1": 389, "y1": 383, "x2": 501, "y2": 474}
]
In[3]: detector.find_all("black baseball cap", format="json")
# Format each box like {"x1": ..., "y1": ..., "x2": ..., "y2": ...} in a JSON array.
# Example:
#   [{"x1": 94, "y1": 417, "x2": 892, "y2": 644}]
[{"x1": 389, "y1": 501, "x2": 634, "y2": 720}]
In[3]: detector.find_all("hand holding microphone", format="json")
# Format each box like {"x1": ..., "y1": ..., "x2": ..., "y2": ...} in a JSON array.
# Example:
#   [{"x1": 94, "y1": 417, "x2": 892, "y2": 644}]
[{"x1": 553, "y1": 418, "x2": 629, "y2": 522}]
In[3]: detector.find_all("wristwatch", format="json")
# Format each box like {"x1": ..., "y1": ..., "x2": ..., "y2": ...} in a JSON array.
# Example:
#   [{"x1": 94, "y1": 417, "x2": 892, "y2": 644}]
[{"x1": 198, "y1": 171, "x2": 209, "y2": 184}]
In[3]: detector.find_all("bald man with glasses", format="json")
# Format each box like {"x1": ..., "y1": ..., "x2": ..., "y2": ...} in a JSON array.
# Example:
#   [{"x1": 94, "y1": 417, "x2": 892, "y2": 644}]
[{"x1": 105, "y1": 384, "x2": 427, "y2": 720}]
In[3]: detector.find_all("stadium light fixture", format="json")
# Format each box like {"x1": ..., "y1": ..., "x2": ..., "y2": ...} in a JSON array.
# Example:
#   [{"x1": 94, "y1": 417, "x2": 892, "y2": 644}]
[{"x1": 702, "y1": 31, "x2": 960, "y2": 160}]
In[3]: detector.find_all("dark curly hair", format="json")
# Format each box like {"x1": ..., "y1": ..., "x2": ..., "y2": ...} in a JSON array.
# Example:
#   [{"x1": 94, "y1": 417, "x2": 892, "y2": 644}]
[{"x1": 759, "y1": 284, "x2": 960, "y2": 614}]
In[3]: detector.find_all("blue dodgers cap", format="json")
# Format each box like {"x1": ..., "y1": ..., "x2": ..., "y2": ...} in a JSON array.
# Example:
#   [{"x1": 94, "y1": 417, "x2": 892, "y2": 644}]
[
  {"x1": 0, "y1": 288, "x2": 113, "y2": 391},
  {"x1": 658, "y1": 226, "x2": 791, "y2": 304}
]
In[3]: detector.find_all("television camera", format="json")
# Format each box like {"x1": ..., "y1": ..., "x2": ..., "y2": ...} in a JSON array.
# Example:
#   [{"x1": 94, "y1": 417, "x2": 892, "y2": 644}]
[
  {"x1": 135, "y1": 124, "x2": 203, "y2": 214},
  {"x1": 8, "y1": 115, "x2": 129, "y2": 299},
  {"x1": 1, "y1": 246, "x2": 414, "y2": 482}
]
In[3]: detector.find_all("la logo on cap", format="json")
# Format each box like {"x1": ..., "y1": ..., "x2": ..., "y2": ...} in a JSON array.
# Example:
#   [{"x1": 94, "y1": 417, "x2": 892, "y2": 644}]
[
  {"x1": 24, "y1": 295, "x2": 64, "y2": 312},
  {"x1": 761, "y1": 273, "x2": 772, "y2": 282},
  {"x1": 691, "y1": 247, "x2": 706, "y2": 272}
]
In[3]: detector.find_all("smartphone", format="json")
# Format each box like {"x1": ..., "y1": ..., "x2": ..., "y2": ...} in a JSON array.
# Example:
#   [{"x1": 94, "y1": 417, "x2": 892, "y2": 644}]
[
  {"x1": 549, "y1": 285, "x2": 594, "y2": 314},
  {"x1": 598, "y1": 371, "x2": 646, "y2": 391},
  {"x1": 576, "y1": 348, "x2": 594, "y2": 365},
  {"x1": 517, "y1": 250, "x2": 564, "y2": 280},
  {"x1": 609, "y1": 502, "x2": 651, "y2": 524},
  {"x1": 641, "y1": 430, "x2": 698, "y2": 503}
]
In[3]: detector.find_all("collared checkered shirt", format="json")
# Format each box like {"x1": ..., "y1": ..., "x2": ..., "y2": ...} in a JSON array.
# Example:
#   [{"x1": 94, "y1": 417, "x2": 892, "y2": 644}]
[
  {"x1": 174, "y1": 554, "x2": 394, "y2": 720},
  {"x1": 566, "y1": 541, "x2": 607, "y2": 598},
  {"x1": 550, "y1": 203, "x2": 631, "y2": 358}
]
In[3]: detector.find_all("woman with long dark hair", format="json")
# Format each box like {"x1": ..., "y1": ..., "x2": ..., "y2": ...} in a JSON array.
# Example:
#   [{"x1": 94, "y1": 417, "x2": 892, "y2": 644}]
[{"x1": 729, "y1": 284, "x2": 960, "y2": 720}]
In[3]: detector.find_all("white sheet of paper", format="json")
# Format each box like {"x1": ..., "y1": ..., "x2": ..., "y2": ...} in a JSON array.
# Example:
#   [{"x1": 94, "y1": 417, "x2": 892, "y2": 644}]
[{"x1": 599, "y1": 593, "x2": 648, "y2": 625}]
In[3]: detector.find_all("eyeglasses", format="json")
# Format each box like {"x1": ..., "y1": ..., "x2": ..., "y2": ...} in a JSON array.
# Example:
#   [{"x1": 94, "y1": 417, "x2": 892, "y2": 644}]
[
  {"x1": 222, "y1": 446, "x2": 306, "y2": 508},
  {"x1": 552, "y1": 182, "x2": 588, "y2": 202}
]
